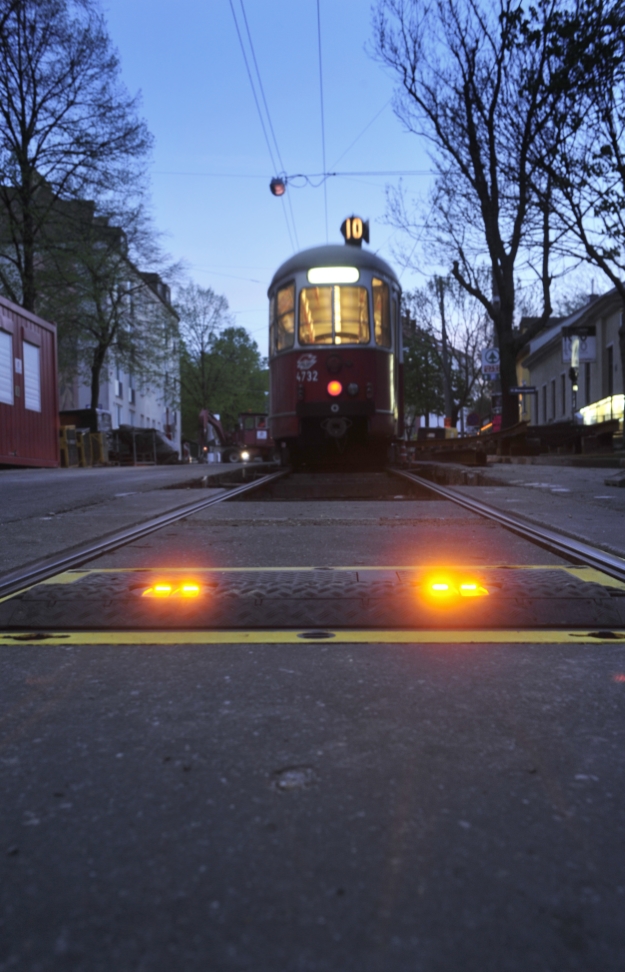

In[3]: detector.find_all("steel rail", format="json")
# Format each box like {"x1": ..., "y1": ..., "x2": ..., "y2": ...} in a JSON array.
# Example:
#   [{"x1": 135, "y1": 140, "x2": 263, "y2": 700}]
[
  {"x1": 391, "y1": 468, "x2": 625, "y2": 584},
  {"x1": 0, "y1": 470, "x2": 288, "y2": 601}
]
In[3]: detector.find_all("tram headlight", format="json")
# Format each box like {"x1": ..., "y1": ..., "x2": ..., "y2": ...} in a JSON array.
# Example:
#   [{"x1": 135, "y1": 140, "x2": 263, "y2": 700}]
[
  {"x1": 347, "y1": 383, "x2": 359, "y2": 396},
  {"x1": 240, "y1": 450, "x2": 250, "y2": 461},
  {"x1": 327, "y1": 380, "x2": 342, "y2": 397}
]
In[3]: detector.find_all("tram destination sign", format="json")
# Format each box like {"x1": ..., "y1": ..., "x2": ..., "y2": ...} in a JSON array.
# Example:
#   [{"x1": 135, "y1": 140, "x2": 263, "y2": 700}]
[{"x1": 510, "y1": 386, "x2": 538, "y2": 394}]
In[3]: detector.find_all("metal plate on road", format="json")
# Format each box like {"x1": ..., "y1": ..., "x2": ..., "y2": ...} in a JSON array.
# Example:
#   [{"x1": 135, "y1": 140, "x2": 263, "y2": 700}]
[{"x1": 1, "y1": 566, "x2": 624, "y2": 631}]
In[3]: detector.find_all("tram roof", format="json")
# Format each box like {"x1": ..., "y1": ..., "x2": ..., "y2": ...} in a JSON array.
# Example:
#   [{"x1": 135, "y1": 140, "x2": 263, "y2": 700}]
[{"x1": 268, "y1": 244, "x2": 400, "y2": 294}]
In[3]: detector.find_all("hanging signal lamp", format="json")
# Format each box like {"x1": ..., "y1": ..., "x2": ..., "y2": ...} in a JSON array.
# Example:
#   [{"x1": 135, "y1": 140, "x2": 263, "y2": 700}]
[{"x1": 269, "y1": 176, "x2": 286, "y2": 196}]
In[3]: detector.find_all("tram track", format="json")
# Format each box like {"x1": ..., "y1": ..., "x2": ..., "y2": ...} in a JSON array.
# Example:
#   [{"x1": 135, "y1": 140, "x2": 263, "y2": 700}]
[
  {"x1": 390, "y1": 466, "x2": 625, "y2": 584},
  {"x1": 0, "y1": 469, "x2": 288, "y2": 601},
  {"x1": 1, "y1": 465, "x2": 625, "y2": 641}
]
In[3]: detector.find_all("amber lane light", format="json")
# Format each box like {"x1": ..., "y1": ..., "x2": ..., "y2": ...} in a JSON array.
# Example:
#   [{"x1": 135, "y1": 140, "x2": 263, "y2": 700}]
[
  {"x1": 142, "y1": 583, "x2": 202, "y2": 598},
  {"x1": 153, "y1": 584, "x2": 172, "y2": 597},
  {"x1": 327, "y1": 380, "x2": 342, "y2": 397},
  {"x1": 181, "y1": 584, "x2": 200, "y2": 597}
]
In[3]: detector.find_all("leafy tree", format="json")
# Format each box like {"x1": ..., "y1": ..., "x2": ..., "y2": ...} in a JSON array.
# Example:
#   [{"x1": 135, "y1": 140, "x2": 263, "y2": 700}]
[
  {"x1": 176, "y1": 283, "x2": 233, "y2": 412},
  {"x1": 373, "y1": 0, "x2": 568, "y2": 427},
  {"x1": 180, "y1": 318, "x2": 268, "y2": 439},
  {"x1": 402, "y1": 321, "x2": 444, "y2": 436},
  {"x1": 0, "y1": 0, "x2": 151, "y2": 312}
]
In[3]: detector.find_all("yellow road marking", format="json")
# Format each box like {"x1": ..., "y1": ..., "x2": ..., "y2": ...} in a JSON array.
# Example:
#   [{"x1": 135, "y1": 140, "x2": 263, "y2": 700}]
[{"x1": 0, "y1": 629, "x2": 623, "y2": 646}]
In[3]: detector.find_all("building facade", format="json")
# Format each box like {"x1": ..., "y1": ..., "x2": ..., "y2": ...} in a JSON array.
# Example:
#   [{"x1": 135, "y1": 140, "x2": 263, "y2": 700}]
[
  {"x1": 522, "y1": 290, "x2": 623, "y2": 429},
  {"x1": 59, "y1": 271, "x2": 181, "y2": 455}
]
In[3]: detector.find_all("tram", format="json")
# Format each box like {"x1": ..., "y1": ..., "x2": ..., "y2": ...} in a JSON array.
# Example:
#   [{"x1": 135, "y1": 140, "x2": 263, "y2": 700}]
[{"x1": 268, "y1": 217, "x2": 403, "y2": 466}]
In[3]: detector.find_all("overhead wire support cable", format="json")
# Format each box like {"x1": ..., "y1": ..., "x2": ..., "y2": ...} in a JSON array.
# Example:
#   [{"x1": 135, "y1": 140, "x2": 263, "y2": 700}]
[
  {"x1": 316, "y1": 0, "x2": 329, "y2": 242},
  {"x1": 228, "y1": 0, "x2": 297, "y2": 252}
]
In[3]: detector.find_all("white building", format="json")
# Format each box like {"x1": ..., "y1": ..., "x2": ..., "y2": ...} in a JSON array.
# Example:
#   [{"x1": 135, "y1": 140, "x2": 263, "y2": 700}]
[
  {"x1": 522, "y1": 289, "x2": 623, "y2": 430},
  {"x1": 60, "y1": 271, "x2": 181, "y2": 455}
]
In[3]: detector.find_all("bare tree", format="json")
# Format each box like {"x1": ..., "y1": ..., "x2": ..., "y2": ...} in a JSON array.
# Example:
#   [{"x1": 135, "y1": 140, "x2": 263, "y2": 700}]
[
  {"x1": 33, "y1": 186, "x2": 179, "y2": 410},
  {"x1": 404, "y1": 275, "x2": 490, "y2": 428},
  {"x1": 373, "y1": 0, "x2": 567, "y2": 427},
  {"x1": 534, "y1": 0, "x2": 625, "y2": 392},
  {"x1": 176, "y1": 283, "x2": 234, "y2": 412},
  {"x1": 0, "y1": 0, "x2": 151, "y2": 312}
]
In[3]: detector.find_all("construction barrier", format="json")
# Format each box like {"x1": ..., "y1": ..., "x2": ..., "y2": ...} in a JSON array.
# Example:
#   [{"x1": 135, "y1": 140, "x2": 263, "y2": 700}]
[
  {"x1": 90, "y1": 432, "x2": 109, "y2": 465},
  {"x1": 76, "y1": 429, "x2": 92, "y2": 467},
  {"x1": 59, "y1": 426, "x2": 79, "y2": 468}
]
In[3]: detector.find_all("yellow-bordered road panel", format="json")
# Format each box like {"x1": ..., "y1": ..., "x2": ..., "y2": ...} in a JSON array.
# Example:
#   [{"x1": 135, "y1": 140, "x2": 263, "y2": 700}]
[{"x1": 1, "y1": 629, "x2": 624, "y2": 646}]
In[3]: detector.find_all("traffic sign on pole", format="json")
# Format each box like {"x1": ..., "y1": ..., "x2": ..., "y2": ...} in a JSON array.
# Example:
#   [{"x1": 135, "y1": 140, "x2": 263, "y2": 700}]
[{"x1": 481, "y1": 348, "x2": 500, "y2": 375}]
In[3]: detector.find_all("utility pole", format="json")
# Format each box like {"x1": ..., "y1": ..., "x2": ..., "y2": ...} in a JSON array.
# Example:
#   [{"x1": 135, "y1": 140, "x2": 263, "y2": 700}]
[{"x1": 435, "y1": 276, "x2": 453, "y2": 427}]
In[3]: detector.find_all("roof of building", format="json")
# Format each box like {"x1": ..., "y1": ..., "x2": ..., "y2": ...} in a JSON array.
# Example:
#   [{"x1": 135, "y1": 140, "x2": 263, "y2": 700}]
[
  {"x1": 524, "y1": 289, "x2": 621, "y2": 366},
  {"x1": 268, "y1": 244, "x2": 400, "y2": 293}
]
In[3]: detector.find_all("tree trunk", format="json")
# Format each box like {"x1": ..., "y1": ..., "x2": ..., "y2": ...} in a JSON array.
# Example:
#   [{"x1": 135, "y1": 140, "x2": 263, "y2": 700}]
[
  {"x1": 20, "y1": 183, "x2": 36, "y2": 312},
  {"x1": 499, "y1": 330, "x2": 520, "y2": 429},
  {"x1": 90, "y1": 345, "x2": 107, "y2": 410}
]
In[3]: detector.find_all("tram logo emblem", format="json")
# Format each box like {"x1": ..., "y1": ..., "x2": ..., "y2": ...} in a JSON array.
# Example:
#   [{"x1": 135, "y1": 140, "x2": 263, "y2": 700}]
[{"x1": 296, "y1": 353, "x2": 317, "y2": 370}]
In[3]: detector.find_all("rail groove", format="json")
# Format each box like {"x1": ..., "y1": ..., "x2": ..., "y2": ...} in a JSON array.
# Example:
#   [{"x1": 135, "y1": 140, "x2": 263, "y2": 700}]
[
  {"x1": 0, "y1": 470, "x2": 288, "y2": 601},
  {"x1": 391, "y1": 468, "x2": 625, "y2": 584}
]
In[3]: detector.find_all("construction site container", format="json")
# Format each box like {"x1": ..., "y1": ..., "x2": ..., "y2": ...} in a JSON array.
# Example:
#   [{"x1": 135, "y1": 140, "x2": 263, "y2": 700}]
[{"x1": 0, "y1": 295, "x2": 59, "y2": 467}]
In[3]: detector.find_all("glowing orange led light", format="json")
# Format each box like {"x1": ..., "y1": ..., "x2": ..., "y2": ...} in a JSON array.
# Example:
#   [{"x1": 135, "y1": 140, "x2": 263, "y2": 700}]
[
  {"x1": 459, "y1": 582, "x2": 489, "y2": 598},
  {"x1": 327, "y1": 380, "x2": 342, "y2": 397},
  {"x1": 181, "y1": 584, "x2": 200, "y2": 597},
  {"x1": 153, "y1": 584, "x2": 172, "y2": 597},
  {"x1": 431, "y1": 583, "x2": 450, "y2": 592}
]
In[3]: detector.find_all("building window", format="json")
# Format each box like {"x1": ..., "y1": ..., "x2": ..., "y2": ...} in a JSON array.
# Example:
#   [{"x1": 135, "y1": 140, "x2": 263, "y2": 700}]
[
  {"x1": 23, "y1": 342, "x2": 41, "y2": 412},
  {"x1": 585, "y1": 362, "x2": 591, "y2": 405},
  {"x1": 116, "y1": 404, "x2": 122, "y2": 426},
  {"x1": 561, "y1": 373, "x2": 566, "y2": 416},
  {"x1": 0, "y1": 329, "x2": 13, "y2": 405},
  {"x1": 542, "y1": 384, "x2": 547, "y2": 423},
  {"x1": 550, "y1": 378, "x2": 556, "y2": 420}
]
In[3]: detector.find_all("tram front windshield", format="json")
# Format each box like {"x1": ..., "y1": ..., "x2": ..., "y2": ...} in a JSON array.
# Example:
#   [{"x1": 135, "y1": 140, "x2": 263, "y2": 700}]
[{"x1": 299, "y1": 286, "x2": 370, "y2": 345}]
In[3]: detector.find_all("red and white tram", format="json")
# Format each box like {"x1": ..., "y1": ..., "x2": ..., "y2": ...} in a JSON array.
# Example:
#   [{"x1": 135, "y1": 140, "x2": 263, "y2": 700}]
[{"x1": 268, "y1": 220, "x2": 403, "y2": 467}]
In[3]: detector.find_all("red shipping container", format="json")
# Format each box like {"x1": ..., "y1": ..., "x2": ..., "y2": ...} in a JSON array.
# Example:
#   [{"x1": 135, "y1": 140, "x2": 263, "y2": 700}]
[{"x1": 0, "y1": 295, "x2": 59, "y2": 467}]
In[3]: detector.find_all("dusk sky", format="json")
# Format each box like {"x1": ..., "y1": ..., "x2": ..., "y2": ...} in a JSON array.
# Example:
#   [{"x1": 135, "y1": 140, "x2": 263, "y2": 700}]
[{"x1": 102, "y1": 1, "x2": 436, "y2": 354}]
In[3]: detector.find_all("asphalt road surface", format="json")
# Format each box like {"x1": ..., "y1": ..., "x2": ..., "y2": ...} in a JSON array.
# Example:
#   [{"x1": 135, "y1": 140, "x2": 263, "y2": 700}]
[{"x1": 2, "y1": 479, "x2": 625, "y2": 971}]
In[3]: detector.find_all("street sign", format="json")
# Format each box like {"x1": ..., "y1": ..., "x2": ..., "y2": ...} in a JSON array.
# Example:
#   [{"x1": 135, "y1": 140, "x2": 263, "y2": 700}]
[
  {"x1": 561, "y1": 326, "x2": 596, "y2": 364},
  {"x1": 481, "y1": 347, "x2": 500, "y2": 375},
  {"x1": 510, "y1": 386, "x2": 537, "y2": 394}
]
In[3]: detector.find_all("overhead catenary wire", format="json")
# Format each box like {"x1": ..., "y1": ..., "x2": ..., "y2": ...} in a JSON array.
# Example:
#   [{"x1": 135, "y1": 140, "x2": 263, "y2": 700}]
[
  {"x1": 237, "y1": 0, "x2": 300, "y2": 250},
  {"x1": 153, "y1": 169, "x2": 433, "y2": 180},
  {"x1": 316, "y1": 0, "x2": 329, "y2": 242},
  {"x1": 228, "y1": 0, "x2": 298, "y2": 252}
]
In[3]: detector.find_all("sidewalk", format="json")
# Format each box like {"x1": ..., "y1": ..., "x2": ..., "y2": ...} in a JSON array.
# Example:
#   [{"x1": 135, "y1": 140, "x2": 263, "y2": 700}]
[
  {"x1": 412, "y1": 459, "x2": 625, "y2": 560},
  {"x1": 0, "y1": 464, "x2": 229, "y2": 576}
]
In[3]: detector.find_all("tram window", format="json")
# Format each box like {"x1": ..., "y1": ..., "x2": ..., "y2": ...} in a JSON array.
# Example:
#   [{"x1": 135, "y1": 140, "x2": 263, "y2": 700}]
[
  {"x1": 373, "y1": 278, "x2": 391, "y2": 348},
  {"x1": 336, "y1": 286, "x2": 370, "y2": 344},
  {"x1": 244, "y1": 416, "x2": 255, "y2": 430},
  {"x1": 299, "y1": 286, "x2": 370, "y2": 345},
  {"x1": 273, "y1": 283, "x2": 295, "y2": 352}
]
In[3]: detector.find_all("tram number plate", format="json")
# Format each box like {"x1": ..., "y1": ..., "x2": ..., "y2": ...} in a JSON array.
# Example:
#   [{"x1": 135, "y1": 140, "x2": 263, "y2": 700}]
[
  {"x1": 297, "y1": 370, "x2": 318, "y2": 382},
  {"x1": 257, "y1": 430, "x2": 267, "y2": 439}
]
